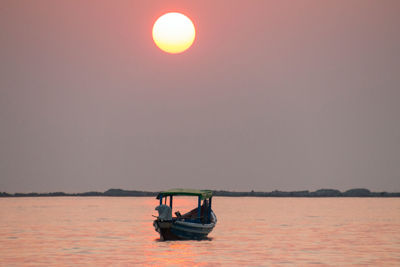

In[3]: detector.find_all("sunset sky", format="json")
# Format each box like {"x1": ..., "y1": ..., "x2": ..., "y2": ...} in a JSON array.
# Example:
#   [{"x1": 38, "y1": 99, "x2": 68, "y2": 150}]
[{"x1": 1, "y1": 1, "x2": 399, "y2": 193}]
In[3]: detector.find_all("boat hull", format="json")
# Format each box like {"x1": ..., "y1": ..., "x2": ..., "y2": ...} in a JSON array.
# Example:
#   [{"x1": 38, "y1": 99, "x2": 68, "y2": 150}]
[
  {"x1": 154, "y1": 220, "x2": 215, "y2": 240},
  {"x1": 153, "y1": 220, "x2": 178, "y2": 240},
  {"x1": 154, "y1": 212, "x2": 217, "y2": 240}
]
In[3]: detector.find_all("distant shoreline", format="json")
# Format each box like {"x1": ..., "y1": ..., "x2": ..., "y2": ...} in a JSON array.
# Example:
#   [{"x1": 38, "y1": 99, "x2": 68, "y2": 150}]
[{"x1": 1, "y1": 188, "x2": 399, "y2": 197}]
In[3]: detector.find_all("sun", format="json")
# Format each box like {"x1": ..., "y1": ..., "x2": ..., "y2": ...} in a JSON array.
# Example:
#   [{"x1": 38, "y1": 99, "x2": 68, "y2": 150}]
[{"x1": 152, "y1": 12, "x2": 196, "y2": 54}]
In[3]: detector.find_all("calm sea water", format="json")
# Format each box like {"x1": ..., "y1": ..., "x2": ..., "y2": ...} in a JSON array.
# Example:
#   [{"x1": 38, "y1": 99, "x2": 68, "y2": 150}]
[{"x1": 0, "y1": 197, "x2": 399, "y2": 266}]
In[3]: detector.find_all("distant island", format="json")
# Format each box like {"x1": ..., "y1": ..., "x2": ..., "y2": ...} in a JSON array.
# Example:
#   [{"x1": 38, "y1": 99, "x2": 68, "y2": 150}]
[{"x1": 0, "y1": 188, "x2": 399, "y2": 197}]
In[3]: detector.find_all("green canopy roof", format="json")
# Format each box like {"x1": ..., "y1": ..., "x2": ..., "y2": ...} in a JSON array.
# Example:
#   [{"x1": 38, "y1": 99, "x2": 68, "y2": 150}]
[{"x1": 157, "y1": 189, "x2": 213, "y2": 199}]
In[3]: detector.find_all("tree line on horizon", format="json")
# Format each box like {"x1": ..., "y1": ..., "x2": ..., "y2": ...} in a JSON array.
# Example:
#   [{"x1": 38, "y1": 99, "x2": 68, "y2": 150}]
[{"x1": 0, "y1": 188, "x2": 399, "y2": 197}]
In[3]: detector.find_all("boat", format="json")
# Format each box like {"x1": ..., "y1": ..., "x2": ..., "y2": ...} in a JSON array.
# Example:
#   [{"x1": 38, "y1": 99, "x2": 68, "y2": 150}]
[{"x1": 153, "y1": 189, "x2": 217, "y2": 240}]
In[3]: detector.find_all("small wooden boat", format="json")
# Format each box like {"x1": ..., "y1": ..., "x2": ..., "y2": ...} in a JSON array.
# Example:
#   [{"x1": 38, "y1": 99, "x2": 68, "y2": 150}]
[{"x1": 153, "y1": 189, "x2": 217, "y2": 240}]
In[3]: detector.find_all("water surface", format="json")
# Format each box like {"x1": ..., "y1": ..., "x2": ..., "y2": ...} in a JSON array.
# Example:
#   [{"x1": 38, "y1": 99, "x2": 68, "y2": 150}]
[{"x1": 0, "y1": 197, "x2": 399, "y2": 265}]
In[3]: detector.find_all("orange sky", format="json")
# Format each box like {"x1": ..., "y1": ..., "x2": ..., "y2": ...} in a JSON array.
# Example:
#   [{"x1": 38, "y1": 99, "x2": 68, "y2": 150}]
[{"x1": 1, "y1": 0, "x2": 400, "y2": 192}]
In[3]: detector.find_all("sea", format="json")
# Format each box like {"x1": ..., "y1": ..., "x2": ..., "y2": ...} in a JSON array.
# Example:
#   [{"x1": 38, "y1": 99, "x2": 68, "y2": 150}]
[{"x1": 0, "y1": 197, "x2": 399, "y2": 266}]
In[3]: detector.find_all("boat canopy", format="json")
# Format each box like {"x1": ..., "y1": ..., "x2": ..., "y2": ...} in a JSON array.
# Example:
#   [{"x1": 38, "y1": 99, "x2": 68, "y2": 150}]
[{"x1": 157, "y1": 189, "x2": 213, "y2": 200}]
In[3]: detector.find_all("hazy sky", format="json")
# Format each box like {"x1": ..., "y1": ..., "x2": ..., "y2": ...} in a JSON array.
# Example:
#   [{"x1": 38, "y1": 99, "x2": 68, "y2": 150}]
[{"x1": 1, "y1": 1, "x2": 399, "y2": 193}]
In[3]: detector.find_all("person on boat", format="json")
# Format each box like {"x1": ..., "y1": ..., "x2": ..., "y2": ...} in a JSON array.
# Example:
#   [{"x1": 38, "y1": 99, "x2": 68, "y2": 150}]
[{"x1": 155, "y1": 204, "x2": 172, "y2": 221}]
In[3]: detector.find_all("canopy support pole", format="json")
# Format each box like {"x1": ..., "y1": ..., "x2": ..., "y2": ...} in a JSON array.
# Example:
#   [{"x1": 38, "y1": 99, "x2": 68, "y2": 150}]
[
  {"x1": 209, "y1": 197, "x2": 212, "y2": 220},
  {"x1": 198, "y1": 196, "x2": 201, "y2": 221}
]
